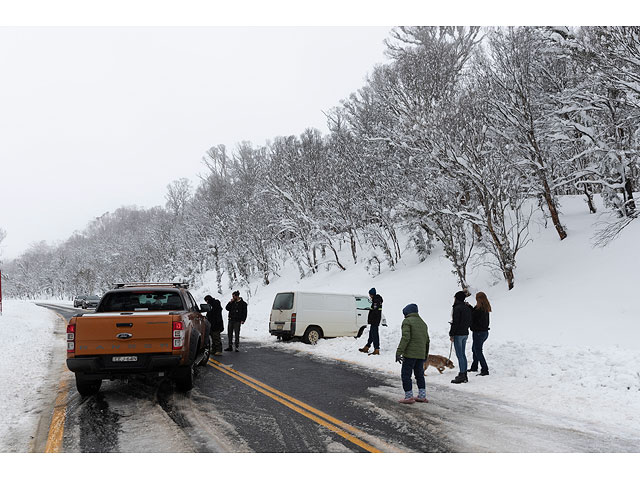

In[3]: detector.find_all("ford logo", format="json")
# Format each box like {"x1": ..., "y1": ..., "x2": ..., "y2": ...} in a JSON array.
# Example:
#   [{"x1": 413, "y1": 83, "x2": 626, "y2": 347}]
[{"x1": 116, "y1": 333, "x2": 133, "y2": 339}]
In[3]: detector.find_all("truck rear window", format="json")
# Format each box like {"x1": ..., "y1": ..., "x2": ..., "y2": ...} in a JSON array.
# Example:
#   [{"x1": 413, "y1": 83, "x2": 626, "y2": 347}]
[
  {"x1": 272, "y1": 293, "x2": 294, "y2": 310},
  {"x1": 97, "y1": 291, "x2": 185, "y2": 312}
]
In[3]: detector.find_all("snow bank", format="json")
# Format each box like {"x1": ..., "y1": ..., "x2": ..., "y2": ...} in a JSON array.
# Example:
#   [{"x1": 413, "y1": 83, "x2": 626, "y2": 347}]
[
  {"x1": 193, "y1": 195, "x2": 640, "y2": 440},
  {"x1": 0, "y1": 300, "x2": 58, "y2": 452}
]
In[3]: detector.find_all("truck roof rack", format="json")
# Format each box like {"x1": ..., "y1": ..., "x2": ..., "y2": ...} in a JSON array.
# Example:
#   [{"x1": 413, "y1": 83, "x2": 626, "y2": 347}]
[{"x1": 112, "y1": 282, "x2": 190, "y2": 289}]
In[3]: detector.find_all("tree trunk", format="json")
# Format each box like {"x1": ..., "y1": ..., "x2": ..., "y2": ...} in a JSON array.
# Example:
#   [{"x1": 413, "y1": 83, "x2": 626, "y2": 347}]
[
  {"x1": 624, "y1": 177, "x2": 636, "y2": 214},
  {"x1": 541, "y1": 178, "x2": 568, "y2": 240},
  {"x1": 584, "y1": 184, "x2": 597, "y2": 214},
  {"x1": 350, "y1": 230, "x2": 358, "y2": 263}
]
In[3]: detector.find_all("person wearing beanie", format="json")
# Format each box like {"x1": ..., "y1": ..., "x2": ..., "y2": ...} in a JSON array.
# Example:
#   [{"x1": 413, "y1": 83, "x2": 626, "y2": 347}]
[
  {"x1": 204, "y1": 294, "x2": 224, "y2": 356},
  {"x1": 395, "y1": 303, "x2": 430, "y2": 404},
  {"x1": 358, "y1": 288, "x2": 383, "y2": 354},
  {"x1": 449, "y1": 290, "x2": 473, "y2": 384},
  {"x1": 225, "y1": 290, "x2": 247, "y2": 352}
]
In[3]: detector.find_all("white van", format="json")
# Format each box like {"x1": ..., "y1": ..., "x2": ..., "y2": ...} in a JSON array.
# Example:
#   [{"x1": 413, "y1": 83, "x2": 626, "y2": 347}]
[{"x1": 269, "y1": 291, "x2": 386, "y2": 344}]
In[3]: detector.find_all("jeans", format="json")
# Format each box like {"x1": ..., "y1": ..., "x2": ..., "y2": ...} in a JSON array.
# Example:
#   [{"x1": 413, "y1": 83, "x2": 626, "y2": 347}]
[
  {"x1": 471, "y1": 331, "x2": 489, "y2": 372},
  {"x1": 228, "y1": 320, "x2": 242, "y2": 347},
  {"x1": 401, "y1": 357, "x2": 426, "y2": 393},
  {"x1": 453, "y1": 335, "x2": 468, "y2": 374},
  {"x1": 366, "y1": 324, "x2": 380, "y2": 350}
]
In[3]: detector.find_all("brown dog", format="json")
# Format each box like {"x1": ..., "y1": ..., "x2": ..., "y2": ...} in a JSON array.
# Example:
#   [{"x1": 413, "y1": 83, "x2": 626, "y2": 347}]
[{"x1": 423, "y1": 355, "x2": 455, "y2": 374}]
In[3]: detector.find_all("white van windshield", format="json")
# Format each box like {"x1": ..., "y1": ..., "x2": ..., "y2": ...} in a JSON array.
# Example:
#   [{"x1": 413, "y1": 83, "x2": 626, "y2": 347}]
[{"x1": 273, "y1": 293, "x2": 294, "y2": 310}]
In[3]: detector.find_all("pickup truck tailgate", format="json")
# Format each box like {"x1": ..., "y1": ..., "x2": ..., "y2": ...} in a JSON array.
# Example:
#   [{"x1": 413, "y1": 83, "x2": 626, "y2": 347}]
[{"x1": 75, "y1": 312, "x2": 175, "y2": 355}]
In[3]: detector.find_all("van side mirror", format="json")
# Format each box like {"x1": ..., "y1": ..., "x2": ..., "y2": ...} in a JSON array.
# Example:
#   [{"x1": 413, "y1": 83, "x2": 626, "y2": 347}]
[{"x1": 200, "y1": 304, "x2": 211, "y2": 312}]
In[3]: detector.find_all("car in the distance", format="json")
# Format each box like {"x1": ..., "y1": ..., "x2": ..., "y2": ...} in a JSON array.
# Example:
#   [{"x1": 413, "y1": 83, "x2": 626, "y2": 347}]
[
  {"x1": 73, "y1": 295, "x2": 87, "y2": 308},
  {"x1": 81, "y1": 295, "x2": 101, "y2": 309}
]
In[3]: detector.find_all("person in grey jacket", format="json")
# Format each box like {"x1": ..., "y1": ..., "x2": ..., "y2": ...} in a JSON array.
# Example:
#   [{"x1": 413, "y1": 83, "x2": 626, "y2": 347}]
[{"x1": 395, "y1": 303, "x2": 430, "y2": 404}]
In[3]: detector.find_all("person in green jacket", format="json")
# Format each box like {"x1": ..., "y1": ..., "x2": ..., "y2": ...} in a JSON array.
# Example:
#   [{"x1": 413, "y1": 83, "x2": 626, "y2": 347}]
[{"x1": 395, "y1": 303, "x2": 430, "y2": 404}]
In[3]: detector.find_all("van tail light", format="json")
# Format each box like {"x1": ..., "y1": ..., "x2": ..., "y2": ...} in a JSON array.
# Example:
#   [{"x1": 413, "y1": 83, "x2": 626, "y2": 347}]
[
  {"x1": 67, "y1": 323, "x2": 76, "y2": 353},
  {"x1": 291, "y1": 313, "x2": 296, "y2": 324},
  {"x1": 172, "y1": 320, "x2": 184, "y2": 350}
]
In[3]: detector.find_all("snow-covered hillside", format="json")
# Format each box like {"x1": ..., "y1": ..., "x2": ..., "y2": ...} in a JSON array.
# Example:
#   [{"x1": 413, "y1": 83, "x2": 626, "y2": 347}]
[
  {"x1": 193, "y1": 194, "x2": 640, "y2": 441},
  {"x1": 2, "y1": 195, "x2": 638, "y2": 453}
]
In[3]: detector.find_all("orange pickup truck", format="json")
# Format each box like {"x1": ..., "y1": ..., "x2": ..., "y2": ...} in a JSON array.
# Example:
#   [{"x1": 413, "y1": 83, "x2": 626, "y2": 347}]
[{"x1": 66, "y1": 283, "x2": 211, "y2": 395}]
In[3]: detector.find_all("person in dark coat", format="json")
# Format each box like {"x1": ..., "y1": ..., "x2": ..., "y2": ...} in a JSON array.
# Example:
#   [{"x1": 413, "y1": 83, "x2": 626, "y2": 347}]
[
  {"x1": 358, "y1": 288, "x2": 383, "y2": 355},
  {"x1": 468, "y1": 291, "x2": 491, "y2": 376},
  {"x1": 449, "y1": 290, "x2": 472, "y2": 384},
  {"x1": 204, "y1": 295, "x2": 224, "y2": 356},
  {"x1": 225, "y1": 290, "x2": 247, "y2": 352}
]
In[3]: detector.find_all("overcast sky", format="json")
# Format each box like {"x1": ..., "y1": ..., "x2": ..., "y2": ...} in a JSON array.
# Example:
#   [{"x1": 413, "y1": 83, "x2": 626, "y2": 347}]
[
  {"x1": 0, "y1": 0, "x2": 621, "y2": 262},
  {"x1": 0, "y1": 26, "x2": 391, "y2": 260}
]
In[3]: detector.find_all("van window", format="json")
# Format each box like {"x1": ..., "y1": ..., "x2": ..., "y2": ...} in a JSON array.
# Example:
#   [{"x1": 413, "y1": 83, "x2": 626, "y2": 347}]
[
  {"x1": 356, "y1": 297, "x2": 372, "y2": 310},
  {"x1": 273, "y1": 293, "x2": 294, "y2": 310}
]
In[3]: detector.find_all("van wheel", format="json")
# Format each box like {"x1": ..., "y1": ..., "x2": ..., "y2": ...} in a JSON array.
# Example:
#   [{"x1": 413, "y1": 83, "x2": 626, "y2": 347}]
[
  {"x1": 303, "y1": 327, "x2": 322, "y2": 345},
  {"x1": 75, "y1": 373, "x2": 101, "y2": 396}
]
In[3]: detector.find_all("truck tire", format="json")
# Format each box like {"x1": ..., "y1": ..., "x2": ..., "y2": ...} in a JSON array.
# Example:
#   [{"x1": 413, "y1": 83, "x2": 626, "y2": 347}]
[
  {"x1": 302, "y1": 327, "x2": 322, "y2": 345},
  {"x1": 175, "y1": 363, "x2": 194, "y2": 392},
  {"x1": 198, "y1": 335, "x2": 212, "y2": 366},
  {"x1": 75, "y1": 373, "x2": 101, "y2": 396}
]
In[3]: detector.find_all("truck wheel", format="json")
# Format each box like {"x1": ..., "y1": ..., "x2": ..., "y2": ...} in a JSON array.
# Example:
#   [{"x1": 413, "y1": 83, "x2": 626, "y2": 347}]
[
  {"x1": 175, "y1": 363, "x2": 194, "y2": 392},
  {"x1": 75, "y1": 373, "x2": 101, "y2": 396},
  {"x1": 199, "y1": 335, "x2": 212, "y2": 366},
  {"x1": 303, "y1": 327, "x2": 322, "y2": 345}
]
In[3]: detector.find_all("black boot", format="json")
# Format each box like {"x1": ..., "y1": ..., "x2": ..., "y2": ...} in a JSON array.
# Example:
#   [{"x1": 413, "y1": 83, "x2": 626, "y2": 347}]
[
  {"x1": 451, "y1": 372, "x2": 468, "y2": 384},
  {"x1": 224, "y1": 346, "x2": 233, "y2": 352},
  {"x1": 467, "y1": 363, "x2": 478, "y2": 373},
  {"x1": 478, "y1": 369, "x2": 489, "y2": 376}
]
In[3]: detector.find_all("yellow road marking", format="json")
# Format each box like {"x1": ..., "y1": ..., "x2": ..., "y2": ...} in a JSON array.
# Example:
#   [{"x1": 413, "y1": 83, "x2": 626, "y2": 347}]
[
  {"x1": 208, "y1": 359, "x2": 383, "y2": 453},
  {"x1": 45, "y1": 377, "x2": 68, "y2": 453}
]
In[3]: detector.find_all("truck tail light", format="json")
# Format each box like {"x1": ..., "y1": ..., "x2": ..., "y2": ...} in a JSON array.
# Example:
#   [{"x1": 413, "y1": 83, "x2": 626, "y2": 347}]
[
  {"x1": 291, "y1": 313, "x2": 296, "y2": 324},
  {"x1": 67, "y1": 323, "x2": 76, "y2": 353},
  {"x1": 172, "y1": 320, "x2": 184, "y2": 350}
]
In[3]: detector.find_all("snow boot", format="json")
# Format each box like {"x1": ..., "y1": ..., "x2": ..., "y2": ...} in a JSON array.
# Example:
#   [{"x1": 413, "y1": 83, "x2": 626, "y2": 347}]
[
  {"x1": 478, "y1": 369, "x2": 489, "y2": 376},
  {"x1": 358, "y1": 345, "x2": 370, "y2": 353},
  {"x1": 370, "y1": 349, "x2": 380, "y2": 355},
  {"x1": 415, "y1": 388, "x2": 428, "y2": 403},
  {"x1": 451, "y1": 372, "x2": 468, "y2": 384},
  {"x1": 399, "y1": 391, "x2": 415, "y2": 404}
]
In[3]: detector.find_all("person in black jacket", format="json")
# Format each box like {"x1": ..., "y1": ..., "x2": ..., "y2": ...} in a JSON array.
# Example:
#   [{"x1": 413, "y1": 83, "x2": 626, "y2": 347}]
[
  {"x1": 204, "y1": 295, "x2": 224, "y2": 356},
  {"x1": 449, "y1": 290, "x2": 472, "y2": 384},
  {"x1": 358, "y1": 288, "x2": 383, "y2": 355},
  {"x1": 225, "y1": 290, "x2": 247, "y2": 352},
  {"x1": 468, "y1": 291, "x2": 491, "y2": 376}
]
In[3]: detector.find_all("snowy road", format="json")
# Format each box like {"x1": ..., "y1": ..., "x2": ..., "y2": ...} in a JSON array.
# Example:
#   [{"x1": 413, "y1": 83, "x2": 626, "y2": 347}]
[{"x1": 32, "y1": 304, "x2": 640, "y2": 453}]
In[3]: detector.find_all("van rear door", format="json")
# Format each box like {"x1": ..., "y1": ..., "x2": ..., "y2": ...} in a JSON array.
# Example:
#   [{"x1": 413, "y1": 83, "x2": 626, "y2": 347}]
[{"x1": 271, "y1": 292, "x2": 295, "y2": 334}]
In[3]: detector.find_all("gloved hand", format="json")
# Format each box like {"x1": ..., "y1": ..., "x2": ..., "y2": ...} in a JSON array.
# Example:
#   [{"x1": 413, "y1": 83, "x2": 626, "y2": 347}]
[{"x1": 395, "y1": 354, "x2": 403, "y2": 364}]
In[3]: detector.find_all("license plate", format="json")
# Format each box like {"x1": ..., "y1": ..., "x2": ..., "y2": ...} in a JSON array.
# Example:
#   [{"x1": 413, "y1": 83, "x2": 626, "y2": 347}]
[
  {"x1": 112, "y1": 356, "x2": 137, "y2": 362},
  {"x1": 276, "y1": 325, "x2": 283, "y2": 330}
]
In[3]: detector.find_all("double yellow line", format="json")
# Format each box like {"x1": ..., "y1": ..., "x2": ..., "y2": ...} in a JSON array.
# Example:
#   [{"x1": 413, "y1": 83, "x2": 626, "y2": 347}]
[{"x1": 208, "y1": 358, "x2": 386, "y2": 453}]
